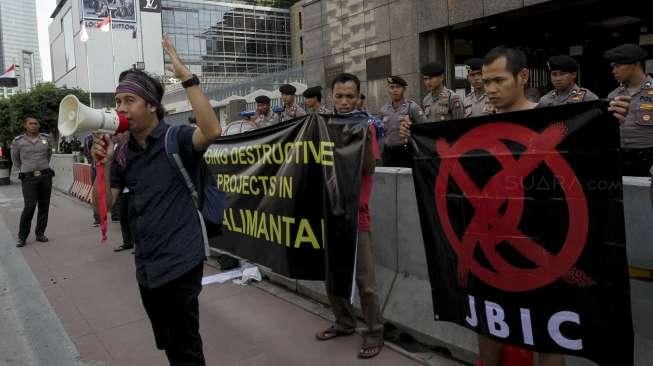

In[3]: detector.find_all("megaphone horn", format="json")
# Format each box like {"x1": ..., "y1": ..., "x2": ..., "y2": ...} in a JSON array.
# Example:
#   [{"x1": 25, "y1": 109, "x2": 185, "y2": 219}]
[{"x1": 58, "y1": 95, "x2": 129, "y2": 137}]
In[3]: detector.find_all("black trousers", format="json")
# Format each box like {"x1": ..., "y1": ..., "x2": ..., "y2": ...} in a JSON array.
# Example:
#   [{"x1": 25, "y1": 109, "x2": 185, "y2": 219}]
[
  {"x1": 118, "y1": 193, "x2": 132, "y2": 244},
  {"x1": 381, "y1": 144, "x2": 413, "y2": 168},
  {"x1": 139, "y1": 262, "x2": 205, "y2": 366},
  {"x1": 622, "y1": 148, "x2": 653, "y2": 177},
  {"x1": 19, "y1": 175, "x2": 52, "y2": 240}
]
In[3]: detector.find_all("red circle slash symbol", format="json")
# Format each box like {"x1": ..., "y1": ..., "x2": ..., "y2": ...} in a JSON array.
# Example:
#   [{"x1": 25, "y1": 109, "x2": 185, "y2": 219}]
[{"x1": 435, "y1": 122, "x2": 588, "y2": 292}]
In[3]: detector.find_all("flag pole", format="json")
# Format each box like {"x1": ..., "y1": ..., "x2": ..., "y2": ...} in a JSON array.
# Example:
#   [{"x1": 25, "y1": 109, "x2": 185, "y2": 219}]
[
  {"x1": 83, "y1": 23, "x2": 93, "y2": 107},
  {"x1": 109, "y1": 13, "x2": 117, "y2": 89}
]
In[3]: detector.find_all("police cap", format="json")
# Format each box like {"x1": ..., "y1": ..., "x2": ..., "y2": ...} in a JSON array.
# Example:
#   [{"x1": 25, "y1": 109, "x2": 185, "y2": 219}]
[
  {"x1": 255, "y1": 95, "x2": 271, "y2": 104},
  {"x1": 387, "y1": 76, "x2": 408, "y2": 87},
  {"x1": 279, "y1": 84, "x2": 296, "y2": 95},
  {"x1": 302, "y1": 86, "x2": 322, "y2": 98},
  {"x1": 603, "y1": 44, "x2": 648, "y2": 64},
  {"x1": 464, "y1": 58, "x2": 484, "y2": 72},
  {"x1": 547, "y1": 55, "x2": 579, "y2": 72},
  {"x1": 420, "y1": 62, "x2": 445, "y2": 77}
]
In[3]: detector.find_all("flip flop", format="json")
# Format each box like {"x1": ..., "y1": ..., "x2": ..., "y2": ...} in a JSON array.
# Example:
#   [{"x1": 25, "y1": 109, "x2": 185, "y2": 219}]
[
  {"x1": 315, "y1": 326, "x2": 355, "y2": 341},
  {"x1": 113, "y1": 243, "x2": 134, "y2": 252},
  {"x1": 358, "y1": 339, "x2": 383, "y2": 359}
]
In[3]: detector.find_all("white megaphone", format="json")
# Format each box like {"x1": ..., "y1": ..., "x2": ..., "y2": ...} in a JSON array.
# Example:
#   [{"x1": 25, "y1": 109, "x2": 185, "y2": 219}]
[{"x1": 58, "y1": 95, "x2": 129, "y2": 136}]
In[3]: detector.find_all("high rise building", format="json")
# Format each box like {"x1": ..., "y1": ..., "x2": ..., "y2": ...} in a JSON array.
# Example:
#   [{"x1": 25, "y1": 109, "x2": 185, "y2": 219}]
[
  {"x1": 161, "y1": 0, "x2": 295, "y2": 85},
  {"x1": 0, "y1": 0, "x2": 42, "y2": 95}
]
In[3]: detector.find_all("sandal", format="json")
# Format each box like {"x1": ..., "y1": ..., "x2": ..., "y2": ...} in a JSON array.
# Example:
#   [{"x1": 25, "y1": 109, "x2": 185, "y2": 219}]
[
  {"x1": 315, "y1": 325, "x2": 355, "y2": 341},
  {"x1": 358, "y1": 339, "x2": 383, "y2": 359},
  {"x1": 113, "y1": 243, "x2": 134, "y2": 252}
]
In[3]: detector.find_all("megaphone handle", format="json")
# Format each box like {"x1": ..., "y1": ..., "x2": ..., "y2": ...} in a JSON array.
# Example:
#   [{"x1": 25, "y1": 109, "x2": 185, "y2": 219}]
[{"x1": 95, "y1": 161, "x2": 108, "y2": 242}]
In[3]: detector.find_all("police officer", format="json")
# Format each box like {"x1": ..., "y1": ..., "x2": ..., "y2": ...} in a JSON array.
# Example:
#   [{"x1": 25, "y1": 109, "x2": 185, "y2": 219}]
[
  {"x1": 277, "y1": 84, "x2": 306, "y2": 123},
  {"x1": 420, "y1": 62, "x2": 464, "y2": 121},
  {"x1": 380, "y1": 76, "x2": 425, "y2": 167},
  {"x1": 11, "y1": 116, "x2": 54, "y2": 247},
  {"x1": 537, "y1": 55, "x2": 598, "y2": 108},
  {"x1": 463, "y1": 58, "x2": 494, "y2": 117},
  {"x1": 252, "y1": 95, "x2": 277, "y2": 128},
  {"x1": 605, "y1": 43, "x2": 653, "y2": 176},
  {"x1": 303, "y1": 86, "x2": 329, "y2": 113}
]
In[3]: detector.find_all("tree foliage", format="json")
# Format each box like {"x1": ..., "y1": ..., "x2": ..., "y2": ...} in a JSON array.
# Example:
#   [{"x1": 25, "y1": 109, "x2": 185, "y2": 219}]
[{"x1": 0, "y1": 83, "x2": 89, "y2": 145}]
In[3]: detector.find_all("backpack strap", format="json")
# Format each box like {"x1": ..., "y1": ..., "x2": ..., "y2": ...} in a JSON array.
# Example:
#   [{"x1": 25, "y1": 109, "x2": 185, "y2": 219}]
[{"x1": 164, "y1": 125, "x2": 210, "y2": 257}]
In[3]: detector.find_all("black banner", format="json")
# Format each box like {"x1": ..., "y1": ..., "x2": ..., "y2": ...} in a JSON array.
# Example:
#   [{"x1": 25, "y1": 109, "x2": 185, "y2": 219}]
[
  {"x1": 411, "y1": 101, "x2": 633, "y2": 364},
  {"x1": 205, "y1": 114, "x2": 368, "y2": 297}
]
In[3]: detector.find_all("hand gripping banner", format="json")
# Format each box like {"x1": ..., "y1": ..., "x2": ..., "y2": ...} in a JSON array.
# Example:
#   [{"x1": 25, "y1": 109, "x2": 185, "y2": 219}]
[
  {"x1": 410, "y1": 101, "x2": 633, "y2": 364},
  {"x1": 205, "y1": 114, "x2": 369, "y2": 297}
]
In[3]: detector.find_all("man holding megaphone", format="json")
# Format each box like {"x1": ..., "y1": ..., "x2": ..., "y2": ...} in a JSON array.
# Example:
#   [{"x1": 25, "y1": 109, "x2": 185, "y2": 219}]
[{"x1": 87, "y1": 34, "x2": 221, "y2": 365}]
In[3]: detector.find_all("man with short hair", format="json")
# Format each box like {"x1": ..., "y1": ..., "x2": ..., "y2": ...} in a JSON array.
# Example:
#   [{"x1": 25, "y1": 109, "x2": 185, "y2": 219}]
[
  {"x1": 605, "y1": 43, "x2": 653, "y2": 176},
  {"x1": 278, "y1": 84, "x2": 306, "y2": 123},
  {"x1": 91, "y1": 35, "x2": 221, "y2": 365},
  {"x1": 12, "y1": 116, "x2": 54, "y2": 247},
  {"x1": 252, "y1": 95, "x2": 276, "y2": 128},
  {"x1": 315, "y1": 73, "x2": 384, "y2": 359},
  {"x1": 463, "y1": 58, "x2": 493, "y2": 117},
  {"x1": 400, "y1": 46, "x2": 630, "y2": 366},
  {"x1": 537, "y1": 55, "x2": 598, "y2": 108},
  {"x1": 380, "y1": 75, "x2": 425, "y2": 167},
  {"x1": 421, "y1": 61, "x2": 464, "y2": 121},
  {"x1": 303, "y1": 86, "x2": 328, "y2": 113}
]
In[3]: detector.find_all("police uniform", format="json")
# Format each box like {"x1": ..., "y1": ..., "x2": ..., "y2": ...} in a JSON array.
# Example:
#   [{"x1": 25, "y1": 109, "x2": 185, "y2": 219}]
[
  {"x1": 537, "y1": 55, "x2": 598, "y2": 108},
  {"x1": 605, "y1": 43, "x2": 653, "y2": 176},
  {"x1": 11, "y1": 132, "x2": 54, "y2": 246},
  {"x1": 278, "y1": 84, "x2": 306, "y2": 123},
  {"x1": 380, "y1": 76, "x2": 425, "y2": 167},
  {"x1": 462, "y1": 58, "x2": 493, "y2": 118},
  {"x1": 420, "y1": 62, "x2": 464, "y2": 121},
  {"x1": 253, "y1": 95, "x2": 277, "y2": 128}
]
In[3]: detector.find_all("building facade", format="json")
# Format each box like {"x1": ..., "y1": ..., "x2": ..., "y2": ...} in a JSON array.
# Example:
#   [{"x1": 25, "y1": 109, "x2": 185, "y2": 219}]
[
  {"x1": 298, "y1": 0, "x2": 653, "y2": 114},
  {"x1": 49, "y1": 0, "x2": 165, "y2": 107},
  {"x1": 0, "y1": 0, "x2": 42, "y2": 95},
  {"x1": 161, "y1": 0, "x2": 294, "y2": 85}
]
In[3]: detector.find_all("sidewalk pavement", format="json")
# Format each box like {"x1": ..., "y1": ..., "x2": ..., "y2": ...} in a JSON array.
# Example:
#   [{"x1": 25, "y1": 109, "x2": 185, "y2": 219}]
[{"x1": 0, "y1": 182, "x2": 463, "y2": 366}]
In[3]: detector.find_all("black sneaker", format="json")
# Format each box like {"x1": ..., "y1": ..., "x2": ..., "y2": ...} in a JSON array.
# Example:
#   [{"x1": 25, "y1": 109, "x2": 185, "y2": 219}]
[
  {"x1": 16, "y1": 239, "x2": 26, "y2": 247},
  {"x1": 35, "y1": 235, "x2": 49, "y2": 243}
]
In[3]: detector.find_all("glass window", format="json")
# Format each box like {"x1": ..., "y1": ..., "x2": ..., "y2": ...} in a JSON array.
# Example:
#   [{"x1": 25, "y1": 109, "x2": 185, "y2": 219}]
[
  {"x1": 265, "y1": 19, "x2": 275, "y2": 32},
  {"x1": 176, "y1": 35, "x2": 188, "y2": 54},
  {"x1": 234, "y1": 14, "x2": 244, "y2": 29},
  {"x1": 245, "y1": 16, "x2": 255, "y2": 30},
  {"x1": 276, "y1": 19, "x2": 286, "y2": 32},
  {"x1": 174, "y1": 9, "x2": 187, "y2": 25},
  {"x1": 235, "y1": 41, "x2": 246, "y2": 54},
  {"x1": 256, "y1": 18, "x2": 265, "y2": 31},
  {"x1": 62, "y1": 9, "x2": 75, "y2": 71},
  {"x1": 224, "y1": 40, "x2": 234, "y2": 53},
  {"x1": 163, "y1": 9, "x2": 174, "y2": 25}
]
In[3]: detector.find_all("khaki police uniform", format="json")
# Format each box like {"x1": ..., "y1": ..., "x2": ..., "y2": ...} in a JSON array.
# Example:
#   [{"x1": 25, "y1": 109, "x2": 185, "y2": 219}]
[
  {"x1": 11, "y1": 133, "x2": 54, "y2": 245},
  {"x1": 254, "y1": 112, "x2": 277, "y2": 128},
  {"x1": 609, "y1": 75, "x2": 653, "y2": 149},
  {"x1": 463, "y1": 91, "x2": 494, "y2": 117},
  {"x1": 537, "y1": 84, "x2": 599, "y2": 107},
  {"x1": 380, "y1": 99, "x2": 425, "y2": 167},
  {"x1": 423, "y1": 87, "x2": 464, "y2": 121},
  {"x1": 277, "y1": 104, "x2": 306, "y2": 123}
]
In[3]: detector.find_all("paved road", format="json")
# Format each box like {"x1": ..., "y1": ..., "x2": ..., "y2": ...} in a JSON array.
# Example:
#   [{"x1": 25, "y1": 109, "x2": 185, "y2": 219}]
[{"x1": 0, "y1": 182, "x2": 464, "y2": 365}]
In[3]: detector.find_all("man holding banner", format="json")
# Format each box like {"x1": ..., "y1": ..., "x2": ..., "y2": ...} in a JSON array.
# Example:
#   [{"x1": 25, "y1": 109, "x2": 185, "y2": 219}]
[
  {"x1": 400, "y1": 47, "x2": 634, "y2": 365},
  {"x1": 314, "y1": 73, "x2": 385, "y2": 359},
  {"x1": 91, "y1": 34, "x2": 221, "y2": 365}
]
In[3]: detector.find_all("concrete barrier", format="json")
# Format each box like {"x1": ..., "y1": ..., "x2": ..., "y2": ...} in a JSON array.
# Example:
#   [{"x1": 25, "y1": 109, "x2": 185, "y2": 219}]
[
  {"x1": 51, "y1": 154, "x2": 75, "y2": 193},
  {"x1": 283, "y1": 169, "x2": 653, "y2": 365}
]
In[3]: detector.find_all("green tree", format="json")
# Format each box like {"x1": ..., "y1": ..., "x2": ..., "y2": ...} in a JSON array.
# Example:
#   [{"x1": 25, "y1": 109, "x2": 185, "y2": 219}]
[{"x1": 0, "y1": 83, "x2": 89, "y2": 145}]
